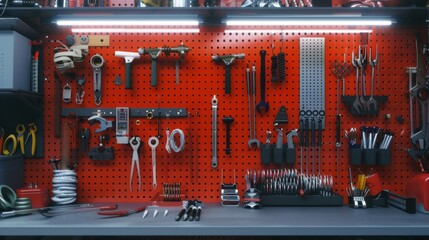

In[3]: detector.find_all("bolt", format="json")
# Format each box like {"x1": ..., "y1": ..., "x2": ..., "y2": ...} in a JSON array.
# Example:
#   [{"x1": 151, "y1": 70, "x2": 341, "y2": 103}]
[{"x1": 222, "y1": 116, "x2": 234, "y2": 154}]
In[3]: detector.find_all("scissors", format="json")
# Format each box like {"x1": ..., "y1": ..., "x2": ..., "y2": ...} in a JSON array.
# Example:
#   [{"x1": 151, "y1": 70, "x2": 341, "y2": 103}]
[
  {"x1": 129, "y1": 136, "x2": 141, "y2": 191},
  {"x1": 2, "y1": 124, "x2": 25, "y2": 155}
]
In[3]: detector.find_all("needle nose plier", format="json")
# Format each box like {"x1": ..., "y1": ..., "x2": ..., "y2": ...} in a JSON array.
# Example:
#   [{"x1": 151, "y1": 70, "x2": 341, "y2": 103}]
[
  {"x1": 2, "y1": 124, "x2": 25, "y2": 156},
  {"x1": 129, "y1": 136, "x2": 141, "y2": 191}
]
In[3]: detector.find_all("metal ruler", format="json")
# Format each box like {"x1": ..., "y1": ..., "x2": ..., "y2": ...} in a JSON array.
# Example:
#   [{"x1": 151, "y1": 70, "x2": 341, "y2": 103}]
[{"x1": 299, "y1": 37, "x2": 325, "y2": 129}]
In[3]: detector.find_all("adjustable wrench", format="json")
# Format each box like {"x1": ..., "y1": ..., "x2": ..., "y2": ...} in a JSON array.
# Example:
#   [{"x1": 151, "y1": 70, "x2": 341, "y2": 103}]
[
  {"x1": 90, "y1": 54, "x2": 104, "y2": 106},
  {"x1": 287, "y1": 129, "x2": 298, "y2": 149},
  {"x1": 211, "y1": 95, "x2": 218, "y2": 168},
  {"x1": 247, "y1": 63, "x2": 260, "y2": 148},
  {"x1": 148, "y1": 137, "x2": 159, "y2": 190}
]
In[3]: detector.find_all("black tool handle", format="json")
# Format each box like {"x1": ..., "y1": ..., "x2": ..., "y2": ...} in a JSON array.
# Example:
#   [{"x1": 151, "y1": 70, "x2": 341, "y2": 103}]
[
  {"x1": 260, "y1": 50, "x2": 267, "y2": 101},
  {"x1": 300, "y1": 118, "x2": 304, "y2": 147},
  {"x1": 151, "y1": 58, "x2": 157, "y2": 87},
  {"x1": 318, "y1": 118, "x2": 323, "y2": 147},
  {"x1": 305, "y1": 118, "x2": 309, "y2": 147},
  {"x1": 175, "y1": 208, "x2": 186, "y2": 221},
  {"x1": 336, "y1": 114, "x2": 341, "y2": 144},
  {"x1": 225, "y1": 64, "x2": 231, "y2": 94},
  {"x1": 189, "y1": 207, "x2": 197, "y2": 221},
  {"x1": 195, "y1": 207, "x2": 201, "y2": 221},
  {"x1": 125, "y1": 61, "x2": 132, "y2": 89},
  {"x1": 311, "y1": 118, "x2": 316, "y2": 147},
  {"x1": 183, "y1": 206, "x2": 193, "y2": 221}
]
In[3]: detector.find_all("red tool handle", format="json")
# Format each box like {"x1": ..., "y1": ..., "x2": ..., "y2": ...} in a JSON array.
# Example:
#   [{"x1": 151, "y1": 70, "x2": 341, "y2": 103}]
[
  {"x1": 97, "y1": 206, "x2": 146, "y2": 216},
  {"x1": 99, "y1": 205, "x2": 118, "y2": 211},
  {"x1": 97, "y1": 210, "x2": 130, "y2": 216}
]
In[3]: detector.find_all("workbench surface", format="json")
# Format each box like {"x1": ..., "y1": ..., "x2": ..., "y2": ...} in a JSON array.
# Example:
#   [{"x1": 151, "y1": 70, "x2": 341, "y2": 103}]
[{"x1": 0, "y1": 203, "x2": 428, "y2": 236}]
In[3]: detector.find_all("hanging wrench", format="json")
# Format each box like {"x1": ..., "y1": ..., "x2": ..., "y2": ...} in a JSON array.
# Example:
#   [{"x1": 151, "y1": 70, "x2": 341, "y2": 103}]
[
  {"x1": 248, "y1": 63, "x2": 260, "y2": 148},
  {"x1": 211, "y1": 95, "x2": 218, "y2": 168},
  {"x1": 352, "y1": 50, "x2": 363, "y2": 114},
  {"x1": 366, "y1": 45, "x2": 378, "y2": 112},
  {"x1": 357, "y1": 46, "x2": 367, "y2": 111},
  {"x1": 148, "y1": 137, "x2": 159, "y2": 190},
  {"x1": 129, "y1": 136, "x2": 141, "y2": 192},
  {"x1": 90, "y1": 54, "x2": 104, "y2": 106}
]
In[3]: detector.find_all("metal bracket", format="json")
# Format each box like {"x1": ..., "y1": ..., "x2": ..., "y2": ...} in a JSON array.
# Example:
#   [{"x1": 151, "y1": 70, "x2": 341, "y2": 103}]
[{"x1": 62, "y1": 108, "x2": 187, "y2": 118}]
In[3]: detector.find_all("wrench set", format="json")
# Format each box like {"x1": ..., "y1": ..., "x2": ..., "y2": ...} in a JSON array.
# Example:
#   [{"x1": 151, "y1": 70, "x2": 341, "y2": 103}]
[{"x1": 342, "y1": 45, "x2": 388, "y2": 116}]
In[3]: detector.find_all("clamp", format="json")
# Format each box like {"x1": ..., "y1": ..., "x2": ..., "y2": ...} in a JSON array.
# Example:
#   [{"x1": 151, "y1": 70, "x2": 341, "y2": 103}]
[{"x1": 88, "y1": 115, "x2": 112, "y2": 133}]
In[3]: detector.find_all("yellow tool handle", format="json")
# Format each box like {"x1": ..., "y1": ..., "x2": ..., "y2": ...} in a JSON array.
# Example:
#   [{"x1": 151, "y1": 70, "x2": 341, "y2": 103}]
[
  {"x1": 30, "y1": 132, "x2": 36, "y2": 157},
  {"x1": 2, "y1": 135, "x2": 17, "y2": 156}
]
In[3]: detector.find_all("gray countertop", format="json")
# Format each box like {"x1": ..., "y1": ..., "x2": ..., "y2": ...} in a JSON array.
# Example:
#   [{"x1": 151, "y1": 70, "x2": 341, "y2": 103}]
[{"x1": 0, "y1": 203, "x2": 428, "y2": 236}]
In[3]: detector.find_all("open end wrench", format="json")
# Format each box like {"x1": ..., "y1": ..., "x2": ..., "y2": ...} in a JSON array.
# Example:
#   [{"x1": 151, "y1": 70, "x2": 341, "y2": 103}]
[
  {"x1": 352, "y1": 50, "x2": 362, "y2": 114},
  {"x1": 367, "y1": 46, "x2": 378, "y2": 112},
  {"x1": 211, "y1": 95, "x2": 218, "y2": 168},
  {"x1": 248, "y1": 63, "x2": 260, "y2": 148},
  {"x1": 90, "y1": 54, "x2": 104, "y2": 106},
  {"x1": 148, "y1": 137, "x2": 159, "y2": 190},
  {"x1": 358, "y1": 46, "x2": 367, "y2": 110}
]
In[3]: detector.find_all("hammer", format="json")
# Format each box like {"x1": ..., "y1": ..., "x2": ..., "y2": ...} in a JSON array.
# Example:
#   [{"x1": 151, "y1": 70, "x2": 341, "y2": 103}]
[
  {"x1": 212, "y1": 54, "x2": 245, "y2": 94},
  {"x1": 114, "y1": 51, "x2": 140, "y2": 89}
]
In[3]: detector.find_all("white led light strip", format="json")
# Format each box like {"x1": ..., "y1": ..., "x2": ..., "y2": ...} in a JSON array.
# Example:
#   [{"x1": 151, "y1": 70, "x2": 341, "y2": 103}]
[
  {"x1": 57, "y1": 20, "x2": 199, "y2": 26},
  {"x1": 226, "y1": 19, "x2": 392, "y2": 26},
  {"x1": 224, "y1": 29, "x2": 373, "y2": 34},
  {"x1": 71, "y1": 28, "x2": 200, "y2": 33}
]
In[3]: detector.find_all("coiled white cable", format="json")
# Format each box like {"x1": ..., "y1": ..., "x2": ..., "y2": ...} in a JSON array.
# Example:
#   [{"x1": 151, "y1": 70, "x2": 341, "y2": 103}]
[
  {"x1": 52, "y1": 170, "x2": 77, "y2": 205},
  {"x1": 169, "y1": 128, "x2": 185, "y2": 153}
]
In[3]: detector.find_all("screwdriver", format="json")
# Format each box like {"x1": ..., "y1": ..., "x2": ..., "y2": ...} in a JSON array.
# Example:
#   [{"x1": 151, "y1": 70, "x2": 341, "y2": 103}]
[
  {"x1": 311, "y1": 118, "x2": 316, "y2": 174},
  {"x1": 317, "y1": 118, "x2": 322, "y2": 175},
  {"x1": 305, "y1": 118, "x2": 309, "y2": 174},
  {"x1": 299, "y1": 118, "x2": 304, "y2": 174}
]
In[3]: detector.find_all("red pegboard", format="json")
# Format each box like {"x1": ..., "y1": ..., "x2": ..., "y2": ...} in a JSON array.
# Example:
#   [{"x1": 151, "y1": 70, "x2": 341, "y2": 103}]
[{"x1": 23, "y1": 26, "x2": 426, "y2": 203}]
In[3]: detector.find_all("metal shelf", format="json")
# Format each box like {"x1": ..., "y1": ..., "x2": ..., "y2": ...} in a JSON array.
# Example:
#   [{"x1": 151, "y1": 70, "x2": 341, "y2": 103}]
[{"x1": 1, "y1": 203, "x2": 429, "y2": 236}]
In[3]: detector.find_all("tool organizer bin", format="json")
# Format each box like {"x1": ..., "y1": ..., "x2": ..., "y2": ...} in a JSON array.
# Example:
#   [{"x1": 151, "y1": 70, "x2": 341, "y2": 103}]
[{"x1": 349, "y1": 148, "x2": 392, "y2": 166}]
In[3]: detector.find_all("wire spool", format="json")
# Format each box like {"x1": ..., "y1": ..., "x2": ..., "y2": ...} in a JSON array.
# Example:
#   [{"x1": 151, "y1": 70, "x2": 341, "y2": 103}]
[{"x1": 0, "y1": 185, "x2": 17, "y2": 210}]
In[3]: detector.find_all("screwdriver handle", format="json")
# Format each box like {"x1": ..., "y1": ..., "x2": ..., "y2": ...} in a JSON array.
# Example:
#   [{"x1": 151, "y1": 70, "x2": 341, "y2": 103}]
[
  {"x1": 311, "y1": 118, "x2": 316, "y2": 147},
  {"x1": 318, "y1": 118, "x2": 322, "y2": 147},
  {"x1": 305, "y1": 118, "x2": 309, "y2": 147},
  {"x1": 336, "y1": 114, "x2": 341, "y2": 144},
  {"x1": 225, "y1": 64, "x2": 232, "y2": 94},
  {"x1": 300, "y1": 118, "x2": 304, "y2": 147},
  {"x1": 175, "y1": 208, "x2": 186, "y2": 221},
  {"x1": 195, "y1": 206, "x2": 201, "y2": 221},
  {"x1": 260, "y1": 50, "x2": 267, "y2": 101}
]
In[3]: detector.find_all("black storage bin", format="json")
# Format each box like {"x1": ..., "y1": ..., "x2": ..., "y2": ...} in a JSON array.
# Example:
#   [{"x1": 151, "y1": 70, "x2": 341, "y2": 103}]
[
  {"x1": 273, "y1": 146, "x2": 284, "y2": 165},
  {"x1": 260, "y1": 144, "x2": 273, "y2": 165},
  {"x1": 377, "y1": 149, "x2": 391, "y2": 165},
  {"x1": 0, "y1": 155, "x2": 24, "y2": 190},
  {"x1": 349, "y1": 147, "x2": 362, "y2": 165},
  {"x1": 285, "y1": 147, "x2": 296, "y2": 165},
  {"x1": 363, "y1": 149, "x2": 377, "y2": 165}
]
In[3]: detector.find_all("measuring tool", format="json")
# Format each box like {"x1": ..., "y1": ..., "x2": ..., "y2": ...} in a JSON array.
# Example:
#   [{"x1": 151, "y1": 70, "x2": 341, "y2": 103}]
[{"x1": 116, "y1": 107, "x2": 129, "y2": 144}]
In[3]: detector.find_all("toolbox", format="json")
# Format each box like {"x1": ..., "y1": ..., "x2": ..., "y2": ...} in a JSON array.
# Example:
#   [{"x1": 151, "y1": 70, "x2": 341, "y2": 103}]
[
  {"x1": 0, "y1": 30, "x2": 31, "y2": 91},
  {"x1": 16, "y1": 186, "x2": 50, "y2": 208}
]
